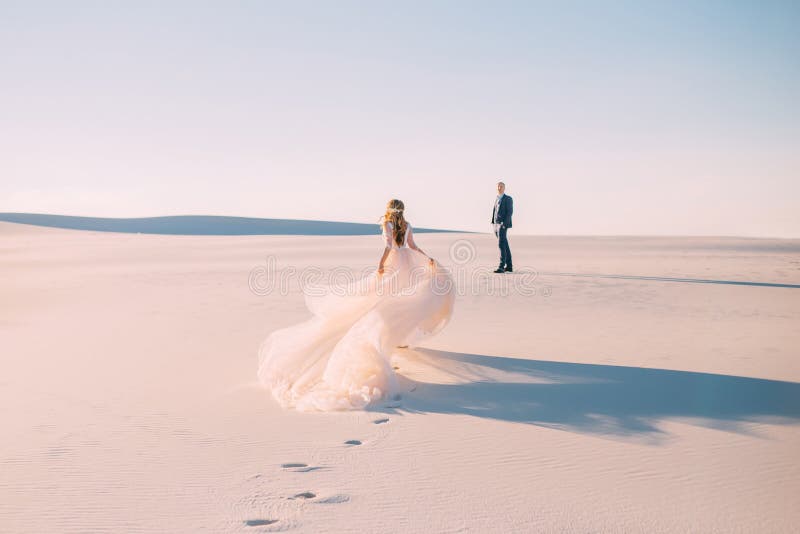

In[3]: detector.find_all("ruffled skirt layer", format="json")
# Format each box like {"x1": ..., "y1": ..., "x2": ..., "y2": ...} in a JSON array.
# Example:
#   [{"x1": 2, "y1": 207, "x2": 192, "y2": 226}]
[{"x1": 257, "y1": 247, "x2": 455, "y2": 411}]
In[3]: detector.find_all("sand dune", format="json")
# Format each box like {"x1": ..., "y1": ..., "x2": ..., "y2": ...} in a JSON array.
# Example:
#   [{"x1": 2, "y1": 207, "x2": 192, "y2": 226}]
[
  {"x1": 0, "y1": 212, "x2": 460, "y2": 236},
  {"x1": 1, "y1": 221, "x2": 798, "y2": 532}
]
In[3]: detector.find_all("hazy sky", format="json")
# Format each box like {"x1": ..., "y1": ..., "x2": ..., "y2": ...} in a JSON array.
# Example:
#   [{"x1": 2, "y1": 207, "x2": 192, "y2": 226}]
[{"x1": 1, "y1": 1, "x2": 798, "y2": 236}]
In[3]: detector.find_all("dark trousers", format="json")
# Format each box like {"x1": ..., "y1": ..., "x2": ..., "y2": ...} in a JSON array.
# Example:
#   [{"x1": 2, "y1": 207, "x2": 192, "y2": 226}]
[{"x1": 497, "y1": 226, "x2": 512, "y2": 268}]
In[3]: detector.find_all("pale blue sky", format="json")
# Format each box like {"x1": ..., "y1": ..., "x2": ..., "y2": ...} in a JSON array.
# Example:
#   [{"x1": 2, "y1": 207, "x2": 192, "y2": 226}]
[{"x1": 1, "y1": 1, "x2": 798, "y2": 236}]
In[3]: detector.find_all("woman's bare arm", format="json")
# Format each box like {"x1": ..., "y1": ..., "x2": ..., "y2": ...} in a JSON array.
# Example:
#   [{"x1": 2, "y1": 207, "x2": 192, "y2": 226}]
[
  {"x1": 407, "y1": 225, "x2": 435, "y2": 265},
  {"x1": 378, "y1": 221, "x2": 393, "y2": 274},
  {"x1": 377, "y1": 245, "x2": 391, "y2": 274}
]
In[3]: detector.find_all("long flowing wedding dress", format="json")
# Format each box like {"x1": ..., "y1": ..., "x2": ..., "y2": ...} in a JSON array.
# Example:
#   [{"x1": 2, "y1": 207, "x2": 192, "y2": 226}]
[{"x1": 257, "y1": 220, "x2": 456, "y2": 411}]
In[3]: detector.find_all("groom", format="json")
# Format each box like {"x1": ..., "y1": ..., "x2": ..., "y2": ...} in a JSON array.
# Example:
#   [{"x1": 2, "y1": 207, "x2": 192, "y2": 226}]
[{"x1": 491, "y1": 181, "x2": 513, "y2": 273}]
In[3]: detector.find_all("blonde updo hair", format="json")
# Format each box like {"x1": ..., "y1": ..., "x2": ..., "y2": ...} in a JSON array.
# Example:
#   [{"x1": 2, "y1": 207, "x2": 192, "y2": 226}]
[{"x1": 379, "y1": 199, "x2": 407, "y2": 247}]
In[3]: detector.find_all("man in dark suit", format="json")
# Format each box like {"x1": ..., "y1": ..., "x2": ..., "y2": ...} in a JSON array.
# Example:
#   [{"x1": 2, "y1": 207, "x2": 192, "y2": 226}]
[{"x1": 491, "y1": 181, "x2": 513, "y2": 273}]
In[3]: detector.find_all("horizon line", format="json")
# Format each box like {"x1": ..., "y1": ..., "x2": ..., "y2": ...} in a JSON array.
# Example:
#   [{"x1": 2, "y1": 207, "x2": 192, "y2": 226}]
[{"x1": 0, "y1": 212, "x2": 797, "y2": 240}]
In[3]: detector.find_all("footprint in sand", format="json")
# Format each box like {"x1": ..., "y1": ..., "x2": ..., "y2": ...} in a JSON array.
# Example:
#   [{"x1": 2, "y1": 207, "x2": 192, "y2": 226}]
[
  {"x1": 281, "y1": 462, "x2": 324, "y2": 472},
  {"x1": 244, "y1": 518, "x2": 278, "y2": 527},
  {"x1": 316, "y1": 494, "x2": 350, "y2": 504},
  {"x1": 344, "y1": 439, "x2": 362, "y2": 446},
  {"x1": 289, "y1": 491, "x2": 316, "y2": 500},
  {"x1": 373, "y1": 418, "x2": 389, "y2": 425}
]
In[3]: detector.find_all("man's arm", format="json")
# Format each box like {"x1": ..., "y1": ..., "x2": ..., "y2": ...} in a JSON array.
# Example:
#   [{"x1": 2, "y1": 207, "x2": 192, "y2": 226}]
[{"x1": 498, "y1": 197, "x2": 511, "y2": 226}]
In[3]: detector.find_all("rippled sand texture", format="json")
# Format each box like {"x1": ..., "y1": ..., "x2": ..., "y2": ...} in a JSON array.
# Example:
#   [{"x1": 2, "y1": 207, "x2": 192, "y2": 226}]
[{"x1": 1, "y1": 221, "x2": 798, "y2": 532}]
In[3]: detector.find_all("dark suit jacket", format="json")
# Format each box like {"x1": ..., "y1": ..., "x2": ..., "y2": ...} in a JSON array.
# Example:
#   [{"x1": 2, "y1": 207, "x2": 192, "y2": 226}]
[{"x1": 491, "y1": 194, "x2": 513, "y2": 229}]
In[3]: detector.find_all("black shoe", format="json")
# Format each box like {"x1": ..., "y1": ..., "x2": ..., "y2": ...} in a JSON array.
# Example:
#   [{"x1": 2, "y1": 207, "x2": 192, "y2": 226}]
[
  {"x1": 493, "y1": 267, "x2": 505, "y2": 273},
  {"x1": 504, "y1": 266, "x2": 513, "y2": 273}
]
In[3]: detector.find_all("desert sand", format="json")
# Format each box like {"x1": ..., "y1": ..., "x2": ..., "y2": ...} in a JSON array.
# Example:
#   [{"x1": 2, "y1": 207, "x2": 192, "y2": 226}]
[{"x1": 1, "y1": 220, "x2": 798, "y2": 533}]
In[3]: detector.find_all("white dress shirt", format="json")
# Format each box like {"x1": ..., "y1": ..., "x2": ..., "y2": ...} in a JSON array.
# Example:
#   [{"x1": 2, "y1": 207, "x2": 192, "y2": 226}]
[{"x1": 492, "y1": 193, "x2": 505, "y2": 234}]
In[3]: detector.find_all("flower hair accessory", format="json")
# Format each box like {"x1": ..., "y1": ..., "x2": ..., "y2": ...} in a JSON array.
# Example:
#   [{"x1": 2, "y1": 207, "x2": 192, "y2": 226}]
[{"x1": 387, "y1": 207, "x2": 403, "y2": 213}]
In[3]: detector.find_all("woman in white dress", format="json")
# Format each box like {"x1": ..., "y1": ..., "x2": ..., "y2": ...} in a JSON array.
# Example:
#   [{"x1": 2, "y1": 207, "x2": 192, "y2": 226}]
[{"x1": 257, "y1": 199, "x2": 456, "y2": 411}]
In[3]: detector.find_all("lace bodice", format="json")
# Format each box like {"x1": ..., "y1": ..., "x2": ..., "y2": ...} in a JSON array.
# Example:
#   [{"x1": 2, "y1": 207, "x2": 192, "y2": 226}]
[{"x1": 382, "y1": 220, "x2": 414, "y2": 249}]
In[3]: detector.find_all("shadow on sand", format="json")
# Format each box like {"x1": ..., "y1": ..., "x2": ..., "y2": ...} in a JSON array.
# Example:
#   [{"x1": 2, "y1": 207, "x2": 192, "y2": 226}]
[
  {"x1": 384, "y1": 348, "x2": 800, "y2": 442},
  {"x1": 537, "y1": 270, "x2": 800, "y2": 289}
]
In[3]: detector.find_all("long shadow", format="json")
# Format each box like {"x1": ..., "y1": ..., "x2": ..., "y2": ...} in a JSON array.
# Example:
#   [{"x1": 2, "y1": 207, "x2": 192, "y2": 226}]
[
  {"x1": 0, "y1": 213, "x2": 464, "y2": 236},
  {"x1": 537, "y1": 270, "x2": 800, "y2": 289},
  {"x1": 387, "y1": 349, "x2": 800, "y2": 441}
]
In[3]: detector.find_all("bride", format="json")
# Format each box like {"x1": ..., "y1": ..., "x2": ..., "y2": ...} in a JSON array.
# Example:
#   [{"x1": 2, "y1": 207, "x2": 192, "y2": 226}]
[{"x1": 257, "y1": 199, "x2": 456, "y2": 412}]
